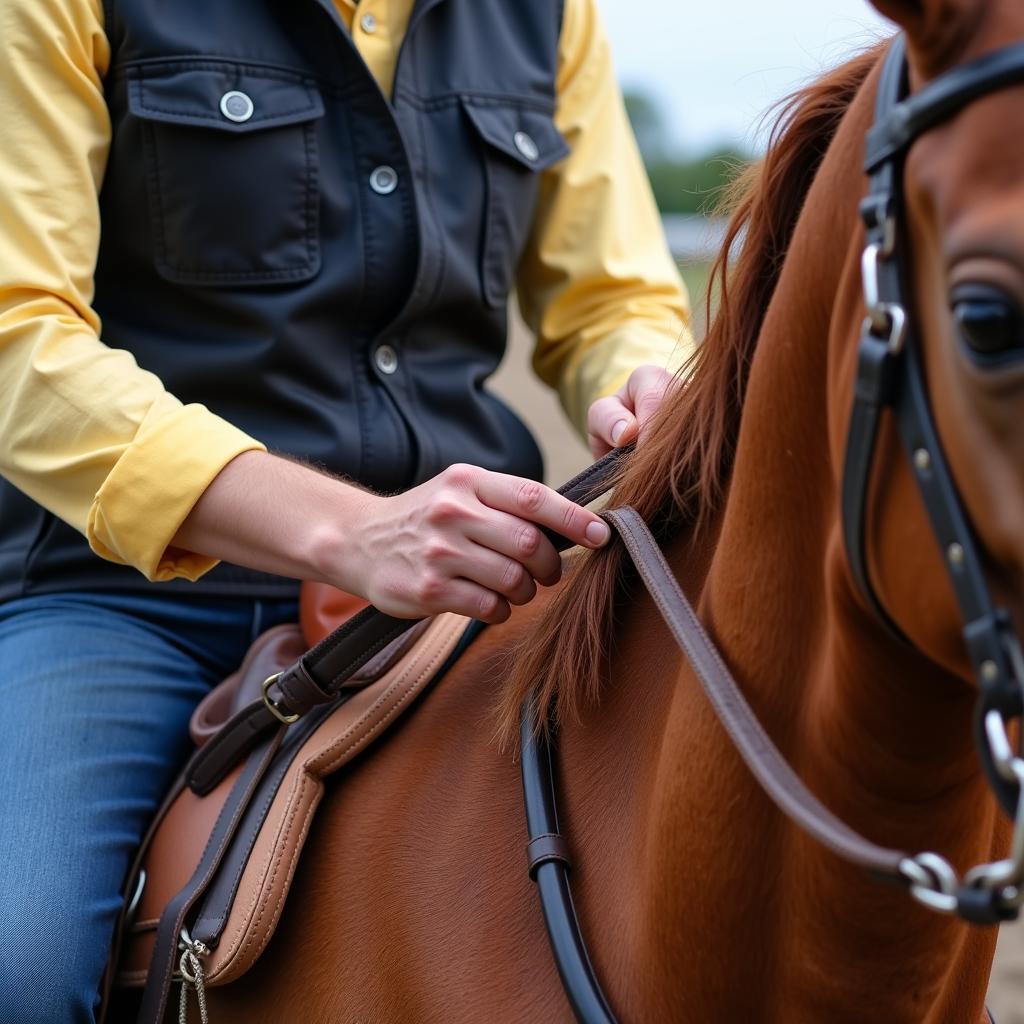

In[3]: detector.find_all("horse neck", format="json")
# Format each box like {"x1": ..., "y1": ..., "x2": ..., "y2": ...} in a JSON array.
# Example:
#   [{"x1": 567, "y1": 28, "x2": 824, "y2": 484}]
[{"x1": 563, "y1": 59, "x2": 1005, "y2": 1021}]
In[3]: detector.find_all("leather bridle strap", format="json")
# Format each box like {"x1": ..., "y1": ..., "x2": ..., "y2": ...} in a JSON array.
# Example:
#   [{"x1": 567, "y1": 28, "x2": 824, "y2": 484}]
[
  {"x1": 186, "y1": 445, "x2": 632, "y2": 796},
  {"x1": 521, "y1": 710, "x2": 617, "y2": 1024},
  {"x1": 840, "y1": 34, "x2": 908, "y2": 640},
  {"x1": 520, "y1": 505, "x2": 905, "y2": 1024},
  {"x1": 523, "y1": 507, "x2": 906, "y2": 883},
  {"x1": 864, "y1": 39, "x2": 1024, "y2": 172}
]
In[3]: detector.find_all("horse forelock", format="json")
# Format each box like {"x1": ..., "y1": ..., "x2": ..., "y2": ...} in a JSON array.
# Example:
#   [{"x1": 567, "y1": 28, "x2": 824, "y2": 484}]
[{"x1": 495, "y1": 43, "x2": 887, "y2": 747}]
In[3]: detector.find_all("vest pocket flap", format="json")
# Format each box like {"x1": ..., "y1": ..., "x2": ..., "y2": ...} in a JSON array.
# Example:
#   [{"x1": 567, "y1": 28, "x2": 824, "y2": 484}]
[
  {"x1": 461, "y1": 99, "x2": 569, "y2": 170},
  {"x1": 128, "y1": 63, "x2": 324, "y2": 133}
]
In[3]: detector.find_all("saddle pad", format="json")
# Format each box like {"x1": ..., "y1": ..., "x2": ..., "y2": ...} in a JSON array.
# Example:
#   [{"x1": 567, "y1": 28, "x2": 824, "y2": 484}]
[{"x1": 117, "y1": 611, "x2": 470, "y2": 988}]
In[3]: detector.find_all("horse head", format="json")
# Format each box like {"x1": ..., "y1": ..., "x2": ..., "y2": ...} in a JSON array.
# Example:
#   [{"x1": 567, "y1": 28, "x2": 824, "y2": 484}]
[{"x1": 860, "y1": 0, "x2": 1024, "y2": 675}]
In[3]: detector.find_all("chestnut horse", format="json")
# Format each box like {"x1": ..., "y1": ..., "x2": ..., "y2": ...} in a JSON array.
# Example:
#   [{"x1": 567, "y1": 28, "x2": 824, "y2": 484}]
[{"x1": 203, "y1": 2, "x2": 1024, "y2": 1020}]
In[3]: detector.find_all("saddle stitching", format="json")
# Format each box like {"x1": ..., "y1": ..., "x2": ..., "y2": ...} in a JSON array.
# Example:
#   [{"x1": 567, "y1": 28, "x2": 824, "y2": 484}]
[{"x1": 212, "y1": 617, "x2": 465, "y2": 978}]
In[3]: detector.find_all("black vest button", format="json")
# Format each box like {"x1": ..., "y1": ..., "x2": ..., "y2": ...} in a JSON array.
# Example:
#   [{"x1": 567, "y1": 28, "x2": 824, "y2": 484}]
[
  {"x1": 220, "y1": 90, "x2": 254, "y2": 123},
  {"x1": 374, "y1": 344, "x2": 399, "y2": 375},
  {"x1": 369, "y1": 166, "x2": 399, "y2": 195}
]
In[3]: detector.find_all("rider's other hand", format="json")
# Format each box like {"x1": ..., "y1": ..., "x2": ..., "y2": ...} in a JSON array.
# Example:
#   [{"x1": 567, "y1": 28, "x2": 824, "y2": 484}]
[
  {"x1": 586, "y1": 364, "x2": 677, "y2": 459},
  {"x1": 344, "y1": 464, "x2": 611, "y2": 623}
]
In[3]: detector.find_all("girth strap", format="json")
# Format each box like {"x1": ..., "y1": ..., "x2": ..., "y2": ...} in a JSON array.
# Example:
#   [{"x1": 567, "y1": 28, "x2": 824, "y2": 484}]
[{"x1": 138, "y1": 727, "x2": 286, "y2": 1024}]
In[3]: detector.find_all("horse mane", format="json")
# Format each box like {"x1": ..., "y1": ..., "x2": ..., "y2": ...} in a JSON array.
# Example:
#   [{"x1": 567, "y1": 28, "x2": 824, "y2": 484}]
[{"x1": 497, "y1": 43, "x2": 883, "y2": 743}]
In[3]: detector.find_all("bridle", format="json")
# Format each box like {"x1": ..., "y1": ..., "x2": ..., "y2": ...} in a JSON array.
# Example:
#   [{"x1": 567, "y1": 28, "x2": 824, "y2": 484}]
[
  {"x1": 844, "y1": 32, "x2": 1024, "y2": 906},
  {"x1": 520, "y1": 34, "x2": 1024, "y2": 1023}
]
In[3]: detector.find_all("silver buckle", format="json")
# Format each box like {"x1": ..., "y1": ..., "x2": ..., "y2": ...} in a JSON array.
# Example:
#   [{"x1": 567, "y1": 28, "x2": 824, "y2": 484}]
[
  {"x1": 901, "y1": 709, "x2": 1024, "y2": 916},
  {"x1": 860, "y1": 242, "x2": 907, "y2": 353}
]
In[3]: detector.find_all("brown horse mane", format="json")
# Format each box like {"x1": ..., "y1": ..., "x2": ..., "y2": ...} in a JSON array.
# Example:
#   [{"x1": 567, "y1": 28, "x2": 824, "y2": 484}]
[{"x1": 497, "y1": 43, "x2": 884, "y2": 744}]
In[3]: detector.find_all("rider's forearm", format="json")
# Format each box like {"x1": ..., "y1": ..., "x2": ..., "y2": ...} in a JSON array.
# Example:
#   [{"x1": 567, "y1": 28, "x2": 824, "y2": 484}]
[
  {"x1": 171, "y1": 449, "x2": 609, "y2": 623},
  {"x1": 169, "y1": 450, "x2": 366, "y2": 589}
]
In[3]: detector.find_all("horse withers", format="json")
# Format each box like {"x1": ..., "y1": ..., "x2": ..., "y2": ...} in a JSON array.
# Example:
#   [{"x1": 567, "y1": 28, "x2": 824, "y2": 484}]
[{"x1": 166, "y1": 1, "x2": 1024, "y2": 1020}]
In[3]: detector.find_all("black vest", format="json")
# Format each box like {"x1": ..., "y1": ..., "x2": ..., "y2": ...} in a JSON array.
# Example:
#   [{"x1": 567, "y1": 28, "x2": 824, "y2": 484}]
[{"x1": 0, "y1": 0, "x2": 568, "y2": 598}]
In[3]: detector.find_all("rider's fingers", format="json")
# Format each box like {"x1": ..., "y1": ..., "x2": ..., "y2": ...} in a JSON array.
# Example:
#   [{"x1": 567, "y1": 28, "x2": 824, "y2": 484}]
[
  {"x1": 463, "y1": 508, "x2": 562, "y2": 586},
  {"x1": 455, "y1": 543, "x2": 539, "y2": 606},
  {"x1": 471, "y1": 472, "x2": 610, "y2": 550},
  {"x1": 624, "y1": 365, "x2": 676, "y2": 432},
  {"x1": 417, "y1": 576, "x2": 512, "y2": 624},
  {"x1": 587, "y1": 394, "x2": 638, "y2": 458}
]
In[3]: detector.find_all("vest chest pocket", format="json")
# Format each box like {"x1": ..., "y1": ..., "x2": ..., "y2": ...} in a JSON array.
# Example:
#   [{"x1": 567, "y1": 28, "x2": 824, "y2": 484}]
[
  {"x1": 461, "y1": 99, "x2": 569, "y2": 309},
  {"x1": 128, "y1": 62, "x2": 324, "y2": 286}
]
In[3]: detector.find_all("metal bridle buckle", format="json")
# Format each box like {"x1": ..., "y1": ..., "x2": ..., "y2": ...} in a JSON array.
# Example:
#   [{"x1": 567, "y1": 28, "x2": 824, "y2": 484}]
[
  {"x1": 901, "y1": 709, "x2": 1024, "y2": 917},
  {"x1": 900, "y1": 851, "x2": 958, "y2": 914},
  {"x1": 261, "y1": 672, "x2": 299, "y2": 725},
  {"x1": 962, "y1": 712, "x2": 1024, "y2": 909},
  {"x1": 860, "y1": 242, "x2": 907, "y2": 353}
]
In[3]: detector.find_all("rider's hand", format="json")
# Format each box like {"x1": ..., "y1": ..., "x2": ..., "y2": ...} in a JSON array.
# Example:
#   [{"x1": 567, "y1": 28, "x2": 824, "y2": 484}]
[
  {"x1": 343, "y1": 464, "x2": 611, "y2": 623},
  {"x1": 586, "y1": 364, "x2": 678, "y2": 459}
]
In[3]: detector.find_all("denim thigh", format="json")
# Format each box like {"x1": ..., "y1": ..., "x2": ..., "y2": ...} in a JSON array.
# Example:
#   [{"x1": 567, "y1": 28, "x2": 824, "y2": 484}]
[{"x1": 0, "y1": 591, "x2": 297, "y2": 1024}]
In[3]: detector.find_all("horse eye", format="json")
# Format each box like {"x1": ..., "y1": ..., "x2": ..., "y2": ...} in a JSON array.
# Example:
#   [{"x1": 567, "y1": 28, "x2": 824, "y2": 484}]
[{"x1": 950, "y1": 285, "x2": 1023, "y2": 360}]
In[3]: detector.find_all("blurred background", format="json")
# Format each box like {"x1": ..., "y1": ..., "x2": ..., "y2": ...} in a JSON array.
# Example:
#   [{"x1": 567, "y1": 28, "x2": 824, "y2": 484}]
[{"x1": 488, "y1": 2, "x2": 1024, "y2": 1017}]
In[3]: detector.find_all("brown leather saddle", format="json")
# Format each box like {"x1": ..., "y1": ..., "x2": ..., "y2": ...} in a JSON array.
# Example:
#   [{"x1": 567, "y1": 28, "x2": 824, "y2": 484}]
[{"x1": 104, "y1": 605, "x2": 471, "y2": 1022}]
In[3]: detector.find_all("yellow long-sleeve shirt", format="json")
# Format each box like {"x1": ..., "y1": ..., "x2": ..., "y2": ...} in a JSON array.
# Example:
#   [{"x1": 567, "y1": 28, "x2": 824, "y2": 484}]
[{"x1": 0, "y1": 0, "x2": 691, "y2": 583}]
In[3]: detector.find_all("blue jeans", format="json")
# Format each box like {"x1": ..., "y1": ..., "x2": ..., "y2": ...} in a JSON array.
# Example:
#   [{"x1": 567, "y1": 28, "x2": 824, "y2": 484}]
[{"x1": 0, "y1": 591, "x2": 298, "y2": 1023}]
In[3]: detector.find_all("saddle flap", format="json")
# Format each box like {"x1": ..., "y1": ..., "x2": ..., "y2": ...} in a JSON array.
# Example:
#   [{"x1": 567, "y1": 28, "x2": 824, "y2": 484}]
[{"x1": 117, "y1": 612, "x2": 470, "y2": 990}]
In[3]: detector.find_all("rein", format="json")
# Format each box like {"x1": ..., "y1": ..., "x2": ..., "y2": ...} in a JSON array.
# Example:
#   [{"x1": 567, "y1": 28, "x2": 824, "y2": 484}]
[{"x1": 521, "y1": 34, "x2": 1024, "y2": 1023}]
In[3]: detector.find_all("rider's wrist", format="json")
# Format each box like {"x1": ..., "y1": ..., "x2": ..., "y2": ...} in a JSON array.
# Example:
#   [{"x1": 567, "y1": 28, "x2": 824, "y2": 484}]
[{"x1": 305, "y1": 482, "x2": 380, "y2": 596}]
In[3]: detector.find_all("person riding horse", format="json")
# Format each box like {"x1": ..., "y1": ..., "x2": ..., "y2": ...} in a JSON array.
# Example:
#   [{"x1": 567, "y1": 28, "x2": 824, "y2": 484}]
[
  {"x1": 154, "y1": 0, "x2": 1024, "y2": 1020},
  {"x1": 0, "y1": 1, "x2": 689, "y2": 1019}
]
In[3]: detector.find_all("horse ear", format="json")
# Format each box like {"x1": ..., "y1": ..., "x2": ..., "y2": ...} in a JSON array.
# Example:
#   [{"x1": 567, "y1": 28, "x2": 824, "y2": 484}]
[
  {"x1": 866, "y1": 1, "x2": 981, "y2": 65},
  {"x1": 868, "y1": 0, "x2": 923, "y2": 22},
  {"x1": 866, "y1": 1, "x2": 929, "y2": 34}
]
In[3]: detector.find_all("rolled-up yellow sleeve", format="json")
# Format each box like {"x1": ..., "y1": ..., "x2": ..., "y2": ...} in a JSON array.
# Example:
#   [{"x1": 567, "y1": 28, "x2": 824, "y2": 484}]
[
  {"x1": 517, "y1": 0, "x2": 694, "y2": 435},
  {"x1": 0, "y1": 0, "x2": 265, "y2": 581}
]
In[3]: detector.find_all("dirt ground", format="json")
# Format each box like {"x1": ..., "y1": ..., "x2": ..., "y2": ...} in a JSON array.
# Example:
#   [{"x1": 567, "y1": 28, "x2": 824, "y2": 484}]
[{"x1": 490, "y1": 316, "x2": 1024, "y2": 1020}]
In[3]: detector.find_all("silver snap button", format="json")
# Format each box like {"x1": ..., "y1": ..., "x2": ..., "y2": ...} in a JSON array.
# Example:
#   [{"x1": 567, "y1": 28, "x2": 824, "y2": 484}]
[
  {"x1": 374, "y1": 344, "x2": 399, "y2": 375},
  {"x1": 513, "y1": 131, "x2": 539, "y2": 162},
  {"x1": 369, "y1": 165, "x2": 399, "y2": 195},
  {"x1": 360, "y1": 12, "x2": 377, "y2": 33},
  {"x1": 220, "y1": 90, "x2": 254, "y2": 123}
]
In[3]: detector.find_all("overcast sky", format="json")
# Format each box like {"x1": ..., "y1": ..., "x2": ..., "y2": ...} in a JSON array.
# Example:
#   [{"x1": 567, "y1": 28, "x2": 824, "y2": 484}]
[{"x1": 597, "y1": 0, "x2": 894, "y2": 152}]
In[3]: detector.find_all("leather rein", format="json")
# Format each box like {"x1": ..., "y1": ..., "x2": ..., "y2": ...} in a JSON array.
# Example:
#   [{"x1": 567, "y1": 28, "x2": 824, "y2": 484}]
[{"x1": 145, "y1": 36, "x2": 1024, "y2": 1022}]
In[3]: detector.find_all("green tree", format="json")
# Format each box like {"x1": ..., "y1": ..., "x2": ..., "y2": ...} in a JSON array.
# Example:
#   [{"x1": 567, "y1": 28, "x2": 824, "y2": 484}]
[
  {"x1": 646, "y1": 149, "x2": 749, "y2": 215},
  {"x1": 622, "y1": 89, "x2": 667, "y2": 164},
  {"x1": 622, "y1": 86, "x2": 750, "y2": 215}
]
